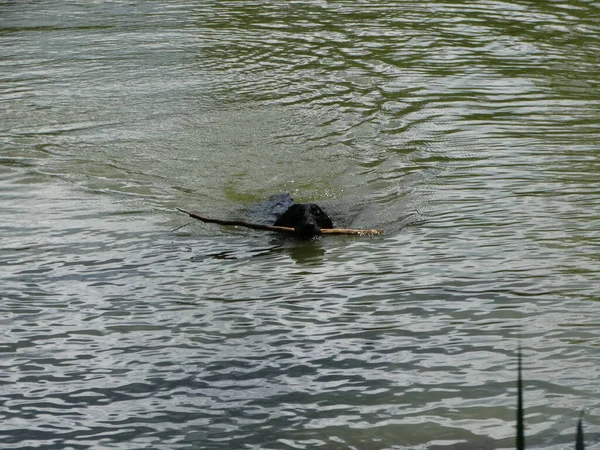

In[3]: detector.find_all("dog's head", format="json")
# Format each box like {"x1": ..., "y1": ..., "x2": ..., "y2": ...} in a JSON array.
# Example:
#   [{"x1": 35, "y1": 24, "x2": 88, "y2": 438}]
[{"x1": 275, "y1": 203, "x2": 333, "y2": 238}]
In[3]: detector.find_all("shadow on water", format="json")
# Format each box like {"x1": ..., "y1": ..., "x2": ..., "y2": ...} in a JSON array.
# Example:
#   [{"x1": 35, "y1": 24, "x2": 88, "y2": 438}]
[{"x1": 189, "y1": 233, "x2": 328, "y2": 266}]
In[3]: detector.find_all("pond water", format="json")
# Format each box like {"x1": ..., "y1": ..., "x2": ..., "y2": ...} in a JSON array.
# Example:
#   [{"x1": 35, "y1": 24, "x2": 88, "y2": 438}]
[{"x1": 1, "y1": 1, "x2": 599, "y2": 449}]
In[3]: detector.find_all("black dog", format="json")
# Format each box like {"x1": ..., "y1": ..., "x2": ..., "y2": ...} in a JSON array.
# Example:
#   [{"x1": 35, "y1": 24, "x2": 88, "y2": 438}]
[{"x1": 274, "y1": 203, "x2": 333, "y2": 238}]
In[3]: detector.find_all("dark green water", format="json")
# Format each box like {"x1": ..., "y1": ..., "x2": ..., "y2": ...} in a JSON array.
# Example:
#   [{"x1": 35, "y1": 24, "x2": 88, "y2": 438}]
[{"x1": 1, "y1": 1, "x2": 599, "y2": 449}]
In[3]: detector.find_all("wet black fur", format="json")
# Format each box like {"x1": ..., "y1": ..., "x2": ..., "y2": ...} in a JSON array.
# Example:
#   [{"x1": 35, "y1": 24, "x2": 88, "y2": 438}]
[{"x1": 274, "y1": 203, "x2": 333, "y2": 238}]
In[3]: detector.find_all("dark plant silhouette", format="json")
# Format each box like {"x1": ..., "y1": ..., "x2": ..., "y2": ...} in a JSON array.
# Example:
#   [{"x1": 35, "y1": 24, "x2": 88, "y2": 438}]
[
  {"x1": 516, "y1": 347, "x2": 525, "y2": 450},
  {"x1": 576, "y1": 411, "x2": 585, "y2": 450},
  {"x1": 515, "y1": 348, "x2": 585, "y2": 449}
]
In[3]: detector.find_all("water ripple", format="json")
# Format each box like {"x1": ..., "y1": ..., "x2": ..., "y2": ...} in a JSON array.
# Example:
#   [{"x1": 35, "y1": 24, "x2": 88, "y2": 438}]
[{"x1": 1, "y1": 0, "x2": 600, "y2": 449}]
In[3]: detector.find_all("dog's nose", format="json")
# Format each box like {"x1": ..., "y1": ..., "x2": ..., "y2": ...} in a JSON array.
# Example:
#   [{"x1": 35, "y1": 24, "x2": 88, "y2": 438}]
[{"x1": 294, "y1": 222, "x2": 321, "y2": 238}]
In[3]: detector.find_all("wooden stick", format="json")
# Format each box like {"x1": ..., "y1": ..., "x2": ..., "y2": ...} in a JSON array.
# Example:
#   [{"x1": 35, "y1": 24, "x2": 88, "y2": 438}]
[{"x1": 177, "y1": 208, "x2": 384, "y2": 236}]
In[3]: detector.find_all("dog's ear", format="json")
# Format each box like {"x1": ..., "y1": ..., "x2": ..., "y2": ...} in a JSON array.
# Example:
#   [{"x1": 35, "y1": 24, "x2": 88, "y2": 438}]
[{"x1": 309, "y1": 204, "x2": 333, "y2": 229}]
